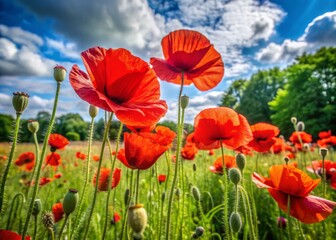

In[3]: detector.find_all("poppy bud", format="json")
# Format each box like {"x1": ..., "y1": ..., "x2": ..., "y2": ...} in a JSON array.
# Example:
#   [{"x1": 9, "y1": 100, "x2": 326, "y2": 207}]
[
  {"x1": 180, "y1": 95, "x2": 189, "y2": 109},
  {"x1": 54, "y1": 65, "x2": 67, "y2": 82},
  {"x1": 191, "y1": 186, "x2": 201, "y2": 202},
  {"x1": 175, "y1": 188, "x2": 181, "y2": 198},
  {"x1": 230, "y1": 212, "x2": 242, "y2": 233},
  {"x1": 63, "y1": 188, "x2": 78, "y2": 215},
  {"x1": 128, "y1": 204, "x2": 147, "y2": 239},
  {"x1": 229, "y1": 168, "x2": 241, "y2": 185},
  {"x1": 303, "y1": 143, "x2": 310, "y2": 151},
  {"x1": 193, "y1": 163, "x2": 197, "y2": 172},
  {"x1": 32, "y1": 199, "x2": 42, "y2": 216},
  {"x1": 277, "y1": 216, "x2": 287, "y2": 229},
  {"x1": 290, "y1": 117, "x2": 297, "y2": 125},
  {"x1": 320, "y1": 148, "x2": 328, "y2": 158},
  {"x1": 297, "y1": 121, "x2": 305, "y2": 131},
  {"x1": 284, "y1": 156, "x2": 290, "y2": 164},
  {"x1": 89, "y1": 105, "x2": 98, "y2": 118},
  {"x1": 42, "y1": 212, "x2": 54, "y2": 229},
  {"x1": 12, "y1": 92, "x2": 29, "y2": 114},
  {"x1": 124, "y1": 188, "x2": 131, "y2": 206},
  {"x1": 161, "y1": 192, "x2": 166, "y2": 202},
  {"x1": 236, "y1": 153, "x2": 246, "y2": 171},
  {"x1": 27, "y1": 120, "x2": 39, "y2": 133},
  {"x1": 192, "y1": 226, "x2": 204, "y2": 238}
]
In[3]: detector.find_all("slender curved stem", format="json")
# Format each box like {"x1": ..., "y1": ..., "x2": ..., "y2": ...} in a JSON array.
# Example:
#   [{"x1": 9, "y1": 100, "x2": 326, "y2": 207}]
[
  {"x1": 6, "y1": 193, "x2": 25, "y2": 229},
  {"x1": 220, "y1": 139, "x2": 230, "y2": 240},
  {"x1": 135, "y1": 170, "x2": 141, "y2": 204},
  {"x1": 0, "y1": 113, "x2": 21, "y2": 212},
  {"x1": 165, "y1": 71, "x2": 184, "y2": 240},
  {"x1": 27, "y1": 133, "x2": 40, "y2": 198},
  {"x1": 58, "y1": 214, "x2": 69, "y2": 240},
  {"x1": 287, "y1": 195, "x2": 292, "y2": 240},
  {"x1": 33, "y1": 215, "x2": 38, "y2": 240},
  {"x1": 22, "y1": 82, "x2": 61, "y2": 240},
  {"x1": 83, "y1": 113, "x2": 113, "y2": 239},
  {"x1": 70, "y1": 117, "x2": 95, "y2": 239}
]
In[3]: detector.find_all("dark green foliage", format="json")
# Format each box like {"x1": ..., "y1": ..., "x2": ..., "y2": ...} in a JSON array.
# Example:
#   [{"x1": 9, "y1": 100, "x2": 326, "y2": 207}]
[
  {"x1": 0, "y1": 114, "x2": 14, "y2": 141},
  {"x1": 55, "y1": 113, "x2": 88, "y2": 140},
  {"x1": 220, "y1": 79, "x2": 247, "y2": 108},
  {"x1": 65, "y1": 131, "x2": 80, "y2": 141}
]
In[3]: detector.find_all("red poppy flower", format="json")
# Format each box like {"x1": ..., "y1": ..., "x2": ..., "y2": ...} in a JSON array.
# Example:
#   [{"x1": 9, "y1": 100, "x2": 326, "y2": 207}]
[
  {"x1": 39, "y1": 177, "x2": 53, "y2": 186},
  {"x1": 289, "y1": 132, "x2": 312, "y2": 150},
  {"x1": 181, "y1": 143, "x2": 198, "y2": 160},
  {"x1": 307, "y1": 160, "x2": 336, "y2": 190},
  {"x1": 208, "y1": 149, "x2": 214, "y2": 156},
  {"x1": 15, "y1": 152, "x2": 35, "y2": 166},
  {"x1": 93, "y1": 168, "x2": 121, "y2": 191},
  {"x1": 119, "y1": 132, "x2": 172, "y2": 170},
  {"x1": 155, "y1": 126, "x2": 176, "y2": 145},
  {"x1": 52, "y1": 202, "x2": 64, "y2": 223},
  {"x1": 76, "y1": 151, "x2": 86, "y2": 160},
  {"x1": 271, "y1": 137, "x2": 286, "y2": 154},
  {"x1": 194, "y1": 107, "x2": 253, "y2": 150},
  {"x1": 45, "y1": 152, "x2": 61, "y2": 167},
  {"x1": 54, "y1": 173, "x2": 62, "y2": 179},
  {"x1": 0, "y1": 229, "x2": 31, "y2": 240},
  {"x1": 248, "y1": 123, "x2": 280, "y2": 153},
  {"x1": 69, "y1": 47, "x2": 167, "y2": 129},
  {"x1": 150, "y1": 29, "x2": 224, "y2": 91},
  {"x1": 157, "y1": 174, "x2": 167, "y2": 184},
  {"x1": 93, "y1": 155, "x2": 100, "y2": 162},
  {"x1": 209, "y1": 155, "x2": 237, "y2": 175},
  {"x1": 235, "y1": 145, "x2": 254, "y2": 156},
  {"x1": 112, "y1": 212, "x2": 121, "y2": 224},
  {"x1": 319, "y1": 130, "x2": 331, "y2": 139},
  {"x1": 252, "y1": 165, "x2": 336, "y2": 223},
  {"x1": 317, "y1": 136, "x2": 336, "y2": 148},
  {"x1": 48, "y1": 133, "x2": 69, "y2": 151}
]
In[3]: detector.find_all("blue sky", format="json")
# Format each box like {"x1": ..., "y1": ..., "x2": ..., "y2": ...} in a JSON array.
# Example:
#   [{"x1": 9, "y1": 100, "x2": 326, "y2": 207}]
[{"x1": 0, "y1": 0, "x2": 335, "y2": 123}]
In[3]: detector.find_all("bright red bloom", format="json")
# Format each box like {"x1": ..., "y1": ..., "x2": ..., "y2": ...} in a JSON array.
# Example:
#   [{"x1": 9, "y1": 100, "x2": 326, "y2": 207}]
[
  {"x1": 209, "y1": 155, "x2": 237, "y2": 175},
  {"x1": 317, "y1": 136, "x2": 336, "y2": 148},
  {"x1": 119, "y1": 131, "x2": 172, "y2": 170},
  {"x1": 155, "y1": 126, "x2": 176, "y2": 145},
  {"x1": 76, "y1": 151, "x2": 86, "y2": 160},
  {"x1": 271, "y1": 137, "x2": 286, "y2": 154},
  {"x1": 289, "y1": 132, "x2": 312, "y2": 145},
  {"x1": 194, "y1": 107, "x2": 253, "y2": 150},
  {"x1": 48, "y1": 133, "x2": 69, "y2": 150},
  {"x1": 93, "y1": 155, "x2": 100, "y2": 162},
  {"x1": 15, "y1": 152, "x2": 35, "y2": 171},
  {"x1": 45, "y1": 152, "x2": 61, "y2": 166},
  {"x1": 112, "y1": 212, "x2": 121, "y2": 224},
  {"x1": 52, "y1": 202, "x2": 64, "y2": 223},
  {"x1": 39, "y1": 177, "x2": 52, "y2": 186},
  {"x1": 181, "y1": 143, "x2": 198, "y2": 160},
  {"x1": 248, "y1": 123, "x2": 280, "y2": 153},
  {"x1": 252, "y1": 165, "x2": 336, "y2": 223},
  {"x1": 0, "y1": 229, "x2": 30, "y2": 240},
  {"x1": 70, "y1": 47, "x2": 167, "y2": 129},
  {"x1": 307, "y1": 160, "x2": 336, "y2": 190},
  {"x1": 208, "y1": 149, "x2": 214, "y2": 156},
  {"x1": 235, "y1": 145, "x2": 254, "y2": 156},
  {"x1": 318, "y1": 130, "x2": 331, "y2": 139},
  {"x1": 150, "y1": 29, "x2": 224, "y2": 91},
  {"x1": 93, "y1": 168, "x2": 121, "y2": 191},
  {"x1": 158, "y1": 174, "x2": 167, "y2": 184},
  {"x1": 54, "y1": 173, "x2": 62, "y2": 179}
]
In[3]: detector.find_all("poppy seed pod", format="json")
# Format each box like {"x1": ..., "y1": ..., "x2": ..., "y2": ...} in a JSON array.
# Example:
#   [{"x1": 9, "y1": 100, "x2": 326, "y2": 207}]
[
  {"x1": 236, "y1": 153, "x2": 246, "y2": 171},
  {"x1": 42, "y1": 212, "x2": 54, "y2": 229},
  {"x1": 229, "y1": 168, "x2": 241, "y2": 185},
  {"x1": 128, "y1": 204, "x2": 148, "y2": 239},
  {"x1": 63, "y1": 188, "x2": 78, "y2": 215},
  {"x1": 12, "y1": 92, "x2": 29, "y2": 114},
  {"x1": 297, "y1": 121, "x2": 305, "y2": 131},
  {"x1": 320, "y1": 148, "x2": 328, "y2": 158},
  {"x1": 54, "y1": 65, "x2": 67, "y2": 82},
  {"x1": 180, "y1": 95, "x2": 189, "y2": 109},
  {"x1": 230, "y1": 212, "x2": 242, "y2": 233},
  {"x1": 89, "y1": 105, "x2": 99, "y2": 118},
  {"x1": 27, "y1": 120, "x2": 39, "y2": 133},
  {"x1": 191, "y1": 186, "x2": 201, "y2": 202},
  {"x1": 290, "y1": 117, "x2": 297, "y2": 125},
  {"x1": 32, "y1": 199, "x2": 42, "y2": 216}
]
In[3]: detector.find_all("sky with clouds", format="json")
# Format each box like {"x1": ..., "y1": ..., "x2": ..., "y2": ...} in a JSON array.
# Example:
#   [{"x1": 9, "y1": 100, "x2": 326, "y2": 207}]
[{"x1": 0, "y1": 0, "x2": 335, "y2": 123}]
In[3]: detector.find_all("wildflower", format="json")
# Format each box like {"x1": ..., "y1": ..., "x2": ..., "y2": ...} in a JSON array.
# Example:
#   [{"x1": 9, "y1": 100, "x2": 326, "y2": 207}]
[
  {"x1": 69, "y1": 47, "x2": 167, "y2": 129},
  {"x1": 307, "y1": 160, "x2": 336, "y2": 190},
  {"x1": 194, "y1": 107, "x2": 253, "y2": 150},
  {"x1": 157, "y1": 174, "x2": 166, "y2": 184},
  {"x1": 289, "y1": 131, "x2": 312, "y2": 150},
  {"x1": 93, "y1": 155, "x2": 100, "y2": 162},
  {"x1": 0, "y1": 229, "x2": 31, "y2": 240},
  {"x1": 319, "y1": 130, "x2": 332, "y2": 139},
  {"x1": 181, "y1": 143, "x2": 198, "y2": 160},
  {"x1": 54, "y1": 173, "x2": 62, "y2": 179},
  {"x1": 150, "y1": 29, "x2": 224, "y2": 91},
  {"x1": 39, "y1": 177, "x2": 53, "y2": 186},
  {"x1": 209, "y1": 155, "x2": 237, "y2": 175},
  {"x1": 48, "y1": 134, "x2": 69, "y2": 152},
  {"x1": 45, "y1": 152, "x2": 61, "y2": 167},
  {"x1": 52, "y1": 202, "x2": 64, "y2": 223},
  {"x1": 252, "y1": 165, "x2": 336, "y2": 223},
  {"x1": 15, "y1": 152, "x2": 35, "y2": 171},
  {"x1": 248, "y1": 123, "x2": 280, "y2": 153},
  {"x1": 76, "y1": 151, "x2": 86, "y2": 160},
  {"x1": 208, "y1": 149, "x2": 214, "y2": 156},
  {"x1": 111, "y1": 212, "x2": 121, "y2": 225},
  {"x1": 92, "y1": 168, "x2": 121, "y2": 191}
]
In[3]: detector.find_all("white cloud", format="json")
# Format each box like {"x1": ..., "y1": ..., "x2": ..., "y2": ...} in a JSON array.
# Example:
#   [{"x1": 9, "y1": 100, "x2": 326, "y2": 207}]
[
  {"x1": 256, "y1": 11, "x2": 336, "y2": 64},
  {"x1": 46, "y1": 38, "x2": 80, "y2": 59}
]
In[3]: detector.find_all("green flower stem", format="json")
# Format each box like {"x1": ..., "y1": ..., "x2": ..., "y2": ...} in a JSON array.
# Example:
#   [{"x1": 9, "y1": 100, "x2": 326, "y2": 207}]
[
  {"x1": 83, "y1": 113, "x2": 113, "y2": 239},
  {"x1": 179, "y1": 106, "x2": 186, "y2": 237},
  {"x1": 135, "y1": 169, "x2": 141, "y2": 204},
  {"x1": 6, "y1": 193, "x2": 25, "y2": 229},
  {"x1": 321, "y1": 154, "x2": 326, "y2": 198},
  {"x1": 165, "y1": 71, "x2": 185, "y2": 240},
  {"x1": 234, "y1": 185, "x2": 239, "y2": 213},
  {"x1": 48, "y1": 228, "x2": 55, "y2": 240},
  {"x1": 120, "y1": 170, "x2": 134, "y2": 240},
  {"x1": 293, "y1": 123, "x2": 306, "y2": 170},
  {"x1": 70, "y1": 117, "x2": 95, "y2": 239},
  {"x1": 287, "y1": 195, "x2": 293, "y2": 240},
  {"x1": 238, "y1": 186, "x2": 257, "y2": 240},
  {"x1": 296, "y1": 219, "x2": 306, "y2": 240},
  {"x1": 102, "y1": 122, "x2": 123, "y2": 239},
  {"x1": 220, "y1": 139, "x2": 230, "y2": 240},
  {"x1": 58, "y1": 214, "x2": 69, "y2": 240},
  {"x1": 0, "y1": 113, "x2": 22, "y2": 212},
  {"x1": 22, "y1": 82, "x2": 61, "y2": 240},
  {"x1": 255, "y1": 154, "x2": 259, "y2": 173},
  {"x1": 27, "y1": 133, "x2": 40, "y2": 198},
  {"x1": 33, "y1": 215, "x2": 38, "y2": 240}
]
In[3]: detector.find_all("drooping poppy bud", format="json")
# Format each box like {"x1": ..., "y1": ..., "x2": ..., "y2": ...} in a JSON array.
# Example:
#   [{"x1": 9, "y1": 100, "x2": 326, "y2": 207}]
[
  {"x1": 89, "y1": 105, "x2": 99, "y2": 118},
  {"x1": 229, "y1": 168, "x2": 241, "y2": 185},
  {"x1": 32, "y1": 199, "x2": 42, "y2": 216},
  {"x1": 290, "y1": 117, "x2": 297, "y2": 125},
  {"x1": 63, "y1": 188, "x2": 79, "y2": 215},
  {"x1": 230, "y1": 212, "x2": 242, "y2": 233},
  {"x1": 191, "y1": 186, "x2": 201, "y2": 202},
  {"x1": 54, "y1": 65, "x2": 67, "y2": 83},
  {"x1": 12, "y1": 92, "x2": 29, "y2": 114},
  {"x1": 27, "y1": 120, "x2": 39, "y2": 133},
  {"x1": 320, "y1": 148, "x2": 328, "y2": 158},
  {"x1": 128, "y1": 204, "x2": 148, "y2": 239},
  {"x1": 297, "y1": 121, "x2": 305, "y2": 131},
  {"x1": 235, "y1": 153, "x2": 246, "y2": 171}
]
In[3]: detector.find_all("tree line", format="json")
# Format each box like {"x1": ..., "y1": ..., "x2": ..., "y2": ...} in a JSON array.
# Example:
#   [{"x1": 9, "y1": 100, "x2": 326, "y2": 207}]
[{"x1": 220, "y1": 47, "x2": 336, "y2": 139}]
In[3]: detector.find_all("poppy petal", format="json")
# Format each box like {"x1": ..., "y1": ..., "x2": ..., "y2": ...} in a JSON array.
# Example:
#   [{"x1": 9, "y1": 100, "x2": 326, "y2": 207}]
[{"x1": 252, "y1": 172, "x2": 275, "y2": 188}]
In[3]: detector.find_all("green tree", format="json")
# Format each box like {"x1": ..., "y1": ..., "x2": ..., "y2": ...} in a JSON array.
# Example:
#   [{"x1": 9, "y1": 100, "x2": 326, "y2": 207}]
[
  {"x1": 0, "y1": 114, "x2": 14, "y2": 142},
  {"x1": 55, "y1": 113, "x2": 88, "y2": 140},
  {"x1": 270, "y1": 47, "x2": 336, "y2": 138},
  {"x1": 220, "y1": 79, "x2": 246, "y2": 108},
  {"x1": 236, "y1": 68, "x2": 285, "y2": 124}
]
